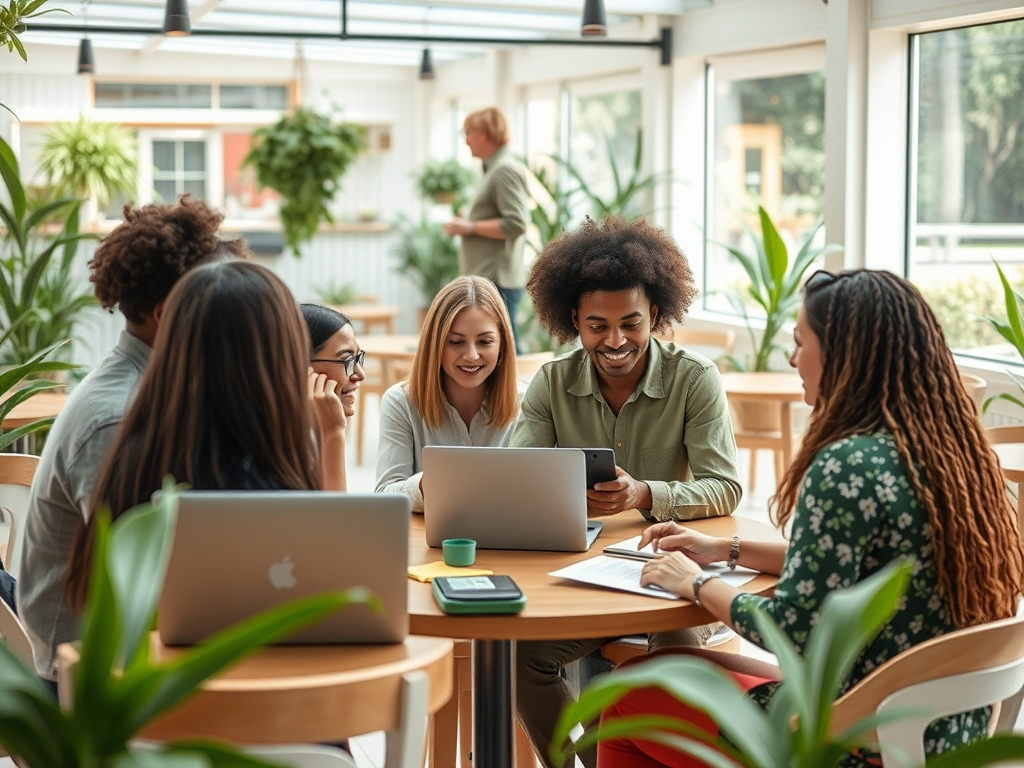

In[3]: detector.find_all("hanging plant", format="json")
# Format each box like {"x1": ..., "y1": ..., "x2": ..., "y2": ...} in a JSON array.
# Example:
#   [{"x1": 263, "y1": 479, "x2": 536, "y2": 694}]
[{"x1": 243, "y1": 107, "x2": 366, "y2": 257}]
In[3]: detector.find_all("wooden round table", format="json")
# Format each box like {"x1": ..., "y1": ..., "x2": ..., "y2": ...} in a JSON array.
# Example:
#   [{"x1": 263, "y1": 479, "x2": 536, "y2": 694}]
[
  {"x1": 123, "y1": 635, "x2": 453, "y2": 745},
  {"x1": 408, "y1": 512, "x2": 781, "y2": 768},
  {"x1": 720, "y1": 371, "x2": 806, "y2": 472},
  {"x1": 359, "y1": 334, "x2": 421, "y2": 387},
  {"x1": 1, "y1": 390, "x2": 68, "y2": 429}
]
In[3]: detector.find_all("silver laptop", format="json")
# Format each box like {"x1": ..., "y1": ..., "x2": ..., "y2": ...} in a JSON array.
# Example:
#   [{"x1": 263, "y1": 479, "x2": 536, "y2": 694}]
[
  {"x1": 158, "y1": 491, "x2": 410, "y2": 646},
  {"x1": 421, "y1": 446, "x2": 603, "y2": 552}
]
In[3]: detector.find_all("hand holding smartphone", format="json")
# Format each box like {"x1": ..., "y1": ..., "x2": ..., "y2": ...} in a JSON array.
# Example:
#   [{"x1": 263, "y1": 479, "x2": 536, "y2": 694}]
[{"x1": 583, "y1": 448, "x2": 617, "y2": 489}]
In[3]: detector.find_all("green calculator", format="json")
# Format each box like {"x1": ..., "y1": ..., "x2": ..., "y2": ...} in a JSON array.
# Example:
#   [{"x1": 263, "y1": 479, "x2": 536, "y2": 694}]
[{"x1": 432, "y1": 575, "x2": 527, "y2": 615}]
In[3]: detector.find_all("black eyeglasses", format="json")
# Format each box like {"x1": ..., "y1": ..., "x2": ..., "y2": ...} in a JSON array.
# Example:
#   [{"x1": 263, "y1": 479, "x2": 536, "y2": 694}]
[{"x1": 310, "y1": 350, "x2": 366, "y2": 377}]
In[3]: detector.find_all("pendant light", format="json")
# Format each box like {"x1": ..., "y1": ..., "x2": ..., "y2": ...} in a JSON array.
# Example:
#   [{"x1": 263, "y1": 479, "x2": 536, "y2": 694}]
[
  {"x1": 77, "y1": 0, "x2": 94, "y2": 74},
  {"x1": 581, "y1": 0, "x2": 607, "y2": 37},
  {"x1": 418, "y1": 4, "x2": 434, "y2": 81},
  {"x1": 419, "y1": 47, "x2": 435, "y2": 80},
  {"x1": 162, "y1": 0, "x2": 191, "y2": 36}
]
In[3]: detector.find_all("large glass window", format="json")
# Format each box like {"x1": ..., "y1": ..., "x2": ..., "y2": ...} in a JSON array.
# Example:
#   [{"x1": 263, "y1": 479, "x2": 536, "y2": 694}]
[
  {"x1": 152, "y1": 139, "x2": 207, "y2": 203},
  {"x1": 704, "y1": 62, "x2": 826, "y2": 313},
  {"x1": 567, "y1": 87, "x2": 642, "y2": 220},
  {"x1": 909, "y1": 19, "x2": 1024, "y2": 360}
]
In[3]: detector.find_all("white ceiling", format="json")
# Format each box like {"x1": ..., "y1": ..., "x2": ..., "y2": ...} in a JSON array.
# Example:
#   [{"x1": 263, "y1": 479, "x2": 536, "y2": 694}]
[{"x1": 23, "y1": 0, "x2": 695, "y2": 67}]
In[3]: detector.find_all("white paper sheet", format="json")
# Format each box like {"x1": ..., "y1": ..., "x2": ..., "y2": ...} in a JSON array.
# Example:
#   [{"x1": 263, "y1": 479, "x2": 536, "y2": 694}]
[{"x1": 549, "y1": 553, "x2": 759, "y2": 600}]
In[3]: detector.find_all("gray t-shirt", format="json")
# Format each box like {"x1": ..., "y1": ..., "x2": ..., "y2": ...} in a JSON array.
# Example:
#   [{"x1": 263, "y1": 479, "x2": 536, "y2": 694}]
[{"x1": 18, "y1": 330, "x2": 150, "y2": 680}]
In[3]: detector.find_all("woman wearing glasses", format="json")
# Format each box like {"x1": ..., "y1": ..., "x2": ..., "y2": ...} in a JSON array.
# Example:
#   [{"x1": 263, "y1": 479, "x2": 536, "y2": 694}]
[
  {"x1": 301, "y1": 303, "x2": 367, "y2": 492},
  {"x1": 593, "y1": 270, "x2": 1024, "y2": 767},
  {"x1": 375, "y1": 275, "x2": 522, "y2": 511}
]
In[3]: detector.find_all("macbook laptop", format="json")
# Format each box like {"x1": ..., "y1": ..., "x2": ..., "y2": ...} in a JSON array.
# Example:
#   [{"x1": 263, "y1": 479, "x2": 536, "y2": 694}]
[
  {"x1": 421, "y1": 446, "x2": 603, "y2": 552},
  {"x1": 158, "y1": 491, "x2": 410, "y2": 646}
]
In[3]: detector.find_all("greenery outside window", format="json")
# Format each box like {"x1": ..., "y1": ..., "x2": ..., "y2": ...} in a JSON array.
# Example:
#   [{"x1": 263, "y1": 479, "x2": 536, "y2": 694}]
[
  {"x1": 703, "y1": 51, "x2": 826, "y2": 316},
  {"x1": 909, "y1": 18, "x2": 1024, "y2": 360}
]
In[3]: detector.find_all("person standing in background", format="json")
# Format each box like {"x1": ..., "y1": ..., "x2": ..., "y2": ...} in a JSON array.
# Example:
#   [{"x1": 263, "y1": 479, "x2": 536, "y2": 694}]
[{"x1": 443, "y1": 106, "x2": 530, "y2": 354}]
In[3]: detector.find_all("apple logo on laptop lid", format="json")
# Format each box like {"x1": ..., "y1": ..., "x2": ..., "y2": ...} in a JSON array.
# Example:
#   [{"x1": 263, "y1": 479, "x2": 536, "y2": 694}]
[{"x1": 268, "y1": 555, "x2": 297, "y2": 589}]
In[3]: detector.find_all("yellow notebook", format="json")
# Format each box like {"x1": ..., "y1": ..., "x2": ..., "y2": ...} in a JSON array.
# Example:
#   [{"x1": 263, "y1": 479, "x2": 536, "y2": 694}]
[{"x1": 407, "y1": 561, "x2": 494, "y2": 583}]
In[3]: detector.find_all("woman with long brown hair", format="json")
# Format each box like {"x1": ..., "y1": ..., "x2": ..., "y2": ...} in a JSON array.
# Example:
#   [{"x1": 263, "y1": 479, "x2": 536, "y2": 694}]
[
  {"x1": 597, "y1": 269, "x2": 1024, "y2": 767},
  {"x1": 66, "y1": 260, "x2": 345, "y2": 609}
]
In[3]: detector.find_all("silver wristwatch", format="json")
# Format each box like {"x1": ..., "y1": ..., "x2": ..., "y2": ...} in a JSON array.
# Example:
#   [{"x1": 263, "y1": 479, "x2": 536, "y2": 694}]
[{"x1": 692, "y1": 572, "x2": 722, "y2": 607}]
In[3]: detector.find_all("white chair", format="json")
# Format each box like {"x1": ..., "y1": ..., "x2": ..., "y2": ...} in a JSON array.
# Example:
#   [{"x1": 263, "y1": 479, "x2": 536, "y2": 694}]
[
  {"x1": 830, "y1": 613, "x2": 1024, "y2": 767},
  {"x1": 0, "y1": 453, "x2": 40, "y2": 577}
]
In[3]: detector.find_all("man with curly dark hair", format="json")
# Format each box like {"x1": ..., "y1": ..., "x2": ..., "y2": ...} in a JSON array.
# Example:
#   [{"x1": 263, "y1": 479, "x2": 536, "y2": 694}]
[
  {"x1": 512, "y1": 216, "x2": 742, "y2": 768},
  {"x1": 18, "y1": 196, "x2": 249, "y2": 689}
]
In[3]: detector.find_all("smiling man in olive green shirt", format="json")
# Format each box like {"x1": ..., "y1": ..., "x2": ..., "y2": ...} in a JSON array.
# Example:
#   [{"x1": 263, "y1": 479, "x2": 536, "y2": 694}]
[{"x1": 511, "y1": 216, "x2": 741, "y2": 768}]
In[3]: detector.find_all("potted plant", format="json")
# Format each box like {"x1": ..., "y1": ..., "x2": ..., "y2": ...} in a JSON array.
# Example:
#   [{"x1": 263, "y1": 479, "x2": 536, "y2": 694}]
[
  {"x1": 415, "y1": 157, "x2": 476, "y2": 207},
  {"x1": 37, "y1": 116, "x2": 138, "y2": 222},
  {"x1": 981, "y1": 261, "x2": 1024, "y2": 413},
  {"x1": 316, "y1": 279, "x2": 360, "y2": 307},
  {"x1": 0, "y1": 479, "x2": 373, "y2": 766},
  {"x1": 244, "y1": 107, "x2": 366, "y2": 257},
  {"x1": 716, "y1": 206, "x2": 838, "y2": 434},
  {"x1": 552, "y1": 560, "x2": 1024, "y2": 768},
  {"x1": 390, "y1": 213, "x2": 459, "y2": 319},
  {"x1": 0, "y1": 136, "x2": 97, "y2": 367}
]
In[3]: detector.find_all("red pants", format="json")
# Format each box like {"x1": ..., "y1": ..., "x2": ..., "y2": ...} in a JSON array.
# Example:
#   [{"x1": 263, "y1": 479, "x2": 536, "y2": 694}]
[{"x1": 597, "y1": 648, "x2": 781, "y2": 768}]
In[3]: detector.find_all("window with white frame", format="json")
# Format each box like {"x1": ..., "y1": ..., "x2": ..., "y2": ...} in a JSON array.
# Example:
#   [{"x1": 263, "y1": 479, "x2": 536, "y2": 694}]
[
  {"x1": 703, "y1": 46, "x2": 826, "y2": 314},
  {"x1": 908, "y1": 18, "x2": 1024, "y2": 361}
]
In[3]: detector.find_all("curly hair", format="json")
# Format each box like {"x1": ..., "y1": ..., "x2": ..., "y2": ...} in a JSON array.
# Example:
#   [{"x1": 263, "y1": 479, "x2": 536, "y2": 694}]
[
  {"x1": 526, "y1": 216, "x2": 698, "y2": 343},
  {"x1": 89, "y1": 195, "x2": 249, "y2": 324},
  {"x1": 774, "y1": 269, "x2": 1024, "y2": 629}
]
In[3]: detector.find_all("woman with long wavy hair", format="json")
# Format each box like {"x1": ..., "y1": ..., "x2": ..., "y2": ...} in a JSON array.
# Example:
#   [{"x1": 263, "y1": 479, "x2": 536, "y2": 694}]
[
  {"x1": 65, "y1": 260, "x2": 346, "y2": 610},
  {"x1": 597, "y1": 269, "x2": 1024, "y2": 767}
]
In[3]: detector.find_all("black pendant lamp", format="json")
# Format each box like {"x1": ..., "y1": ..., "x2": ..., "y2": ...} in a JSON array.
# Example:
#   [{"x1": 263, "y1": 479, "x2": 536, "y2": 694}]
[
  {"x1": 419, "y1": 47, "x2": 435, "y2": 80},
  {"x1": 581, "y1": 0, "x2": 607, "y2": 37},
  {"x1": 77, "y1": 37, "x2": 95, "y2": 74},
  {"x1": 162, "y1": 0, "x2": 191, "y2": 36}
]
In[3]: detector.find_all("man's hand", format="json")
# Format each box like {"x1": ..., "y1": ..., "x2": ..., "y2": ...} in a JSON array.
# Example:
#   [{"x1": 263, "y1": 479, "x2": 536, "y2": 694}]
[
  {"x1": 639, "y1": 523, "x2": 730, "y2": 565},
  {"x1": 442, "y1": 218, "x2": 473, "y2": 237},
  {"x1": 585, "y1": 466, "x2": 652, "y2": 517}
]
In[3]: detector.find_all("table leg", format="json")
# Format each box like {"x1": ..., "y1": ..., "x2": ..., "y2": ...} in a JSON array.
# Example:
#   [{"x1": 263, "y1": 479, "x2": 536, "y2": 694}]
[{"x1": 473, "y1": 638, "x2": 515, "y2": 768}]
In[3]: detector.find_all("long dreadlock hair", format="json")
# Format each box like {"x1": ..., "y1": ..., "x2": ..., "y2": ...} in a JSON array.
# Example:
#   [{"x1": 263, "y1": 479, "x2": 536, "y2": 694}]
[{"x1": 773, "y1": 269, "x2": 1024, "y2": 629}]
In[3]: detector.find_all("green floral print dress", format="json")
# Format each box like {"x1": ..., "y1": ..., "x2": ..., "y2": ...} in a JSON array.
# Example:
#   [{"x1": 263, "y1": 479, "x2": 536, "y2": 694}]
[{"x1": 730, "y1": 432, "x2": 988, "y2": 764}]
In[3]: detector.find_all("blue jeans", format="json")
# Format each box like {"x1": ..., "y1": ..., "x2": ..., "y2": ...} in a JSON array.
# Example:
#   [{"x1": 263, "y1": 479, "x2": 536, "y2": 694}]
[{"x1": 498, "y1": 286, "x2": 524, "y2": 355}]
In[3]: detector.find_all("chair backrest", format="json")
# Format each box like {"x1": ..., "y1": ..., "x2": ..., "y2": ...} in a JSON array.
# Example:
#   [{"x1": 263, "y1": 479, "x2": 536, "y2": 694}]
[
  {"x1": 0, "y1": 453, "x2": 40, "y2": 577},
  {"x1": 830, "y1": 613, "x2": 1024, "y2": 766},
  {"x1": 986, "y1": 424, "x2": 1024, "y2": 446},
  {"x1": 0, "y1": 505, "x2": 34, "y2": 667}
]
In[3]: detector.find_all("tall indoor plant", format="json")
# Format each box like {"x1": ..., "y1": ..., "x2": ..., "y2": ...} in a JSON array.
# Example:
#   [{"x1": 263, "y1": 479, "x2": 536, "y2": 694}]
[
  {"x1": 390, "y1": 212, "x2": 459, "y2": 319},
  {"x1": 0, "y1": 479, "x2": 374, "y2": 766},
  {"x1": 980, "y1": 260, "x2": 1024, "y2": 413},
  {"x1": 0, "y1": 136, "x2": 97, "y2": 365},
  {"x1": 718, "y1": 206, "x2": 836, "y2": 373},
  {"x1": 244, "y1": 107, "x2": 365, "y2": 257}
]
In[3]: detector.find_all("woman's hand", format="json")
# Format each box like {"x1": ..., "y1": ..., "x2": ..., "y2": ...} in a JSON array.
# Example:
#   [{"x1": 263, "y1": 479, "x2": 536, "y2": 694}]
[
  {"x1": 308, "y1": 370, "x2": 347, "y2": 438},
  {"x1": 640, "y1": 551, "x2": 703, "y2": 600},
  {"x1": 640, "y1": 523, "x2": 731, "y2": 565}
]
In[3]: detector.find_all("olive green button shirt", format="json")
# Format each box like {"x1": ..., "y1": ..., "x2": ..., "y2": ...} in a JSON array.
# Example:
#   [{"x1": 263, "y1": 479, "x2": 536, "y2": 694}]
[
  {"x1": 460, "y1": 145, "x2": 529, "y2": 288},
  {"x1": 510, "y1": 339, "x2": 742, "y2": 521}
]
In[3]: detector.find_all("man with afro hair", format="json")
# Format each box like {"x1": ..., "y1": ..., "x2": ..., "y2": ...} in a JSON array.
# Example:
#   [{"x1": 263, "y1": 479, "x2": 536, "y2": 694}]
[
  {"x1": 18, "y1": 196, "x2": 249, "y2": 688},
  {"x1": 512, "y1": 216, "x2": 742, "y2": 768}
]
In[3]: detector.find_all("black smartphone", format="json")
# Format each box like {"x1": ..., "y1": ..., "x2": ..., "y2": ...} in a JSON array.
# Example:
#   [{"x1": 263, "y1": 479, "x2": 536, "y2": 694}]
[
  {"x1": 434, "y1": 575, "x2": 523, "y2": 602},
  {"x1": 583, "y1": 447, "x2": 617, "y2": 489}
]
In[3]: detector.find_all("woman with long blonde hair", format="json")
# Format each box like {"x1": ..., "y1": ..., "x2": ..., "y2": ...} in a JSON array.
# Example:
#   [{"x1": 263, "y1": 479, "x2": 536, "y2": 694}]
[{"x1": 375, "y1": 275, "x2": 521, "y2": 510}]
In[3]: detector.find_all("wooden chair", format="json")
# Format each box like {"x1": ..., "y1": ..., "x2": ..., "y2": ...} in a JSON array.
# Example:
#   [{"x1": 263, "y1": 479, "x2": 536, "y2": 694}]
[
  {"x1": 0, "y1": 505, "x2": 32, "y2": 667},
  {"x1": 730, "y1": 400, "x2": 804, "y2": 494},
  {"x1": 429, "y1": 638, "x2": 538, "y2": 768},
  {"x1": 0, "y1": 453, "x2": 40, "y2": 576},
  {"x1": 829, "y1": 612, "x2": 1024, "y2": 767}
]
